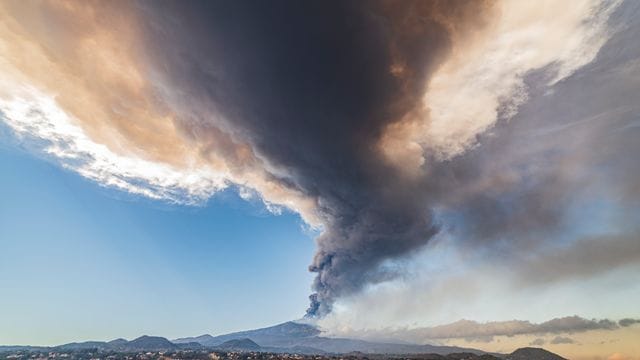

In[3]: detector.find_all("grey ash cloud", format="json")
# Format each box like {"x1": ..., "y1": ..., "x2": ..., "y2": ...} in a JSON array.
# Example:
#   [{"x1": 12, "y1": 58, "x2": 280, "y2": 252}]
[
  {"x1": 128, "y1": 0, "x2": 639, "y2": 317},
  {"x1": 134, "y1": 0, "x2": 494, "y2": 316},
  {"x1": 412, "y1": 0, "x2": 640, "y2": 288}
]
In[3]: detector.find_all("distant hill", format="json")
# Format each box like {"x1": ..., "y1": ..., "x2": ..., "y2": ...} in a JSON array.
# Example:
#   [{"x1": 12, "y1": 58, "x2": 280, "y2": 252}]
[
  {"x1": 0, "y1": 346, "x2": 48, "y2": 353},
  {"x1": 51, "y1": 336, "x2": 177, "y2": 352},
  {"x1": 215, "y1": 338, "x2": 261, "y2": 352},
  {"x1": 126, "y1": 336, "x2": 177, "y2": 351},
  {"x1": 176, "y1": 342, "x2": 205, "y2": 350},
  {"x1": 174, "y1": 334, "x2": 217, "y2": 345},
  {"x1": 506, "y1": 347, "x2": 567, "y2": 360},
  {"x1": 107, "y1": 339, "x2": 128, "y2": 347},
  {"x1": 56, "y1": 341, "x2": 111, "y2": 351},
  {"x1": 344, "y1": 348, "x2": 565, "y2": 360}
]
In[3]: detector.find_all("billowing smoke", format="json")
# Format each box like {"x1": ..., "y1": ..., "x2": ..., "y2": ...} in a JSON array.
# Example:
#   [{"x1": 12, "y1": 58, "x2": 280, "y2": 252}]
[
  {"x1": 0, "y1": 0, "x2": 630, "y2": 319},
  {"x1": 133, "y1": 0, "x2": 495, "y2": 316}
]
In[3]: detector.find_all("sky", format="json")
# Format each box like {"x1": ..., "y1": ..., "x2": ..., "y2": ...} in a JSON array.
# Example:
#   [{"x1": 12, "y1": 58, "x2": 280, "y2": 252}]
[
  {"x1": 1, "y1": 1, "x2": 640, "y2": 359},
  {"x1": 0, "y1": 134, "x2": 315, "y2": 344}
]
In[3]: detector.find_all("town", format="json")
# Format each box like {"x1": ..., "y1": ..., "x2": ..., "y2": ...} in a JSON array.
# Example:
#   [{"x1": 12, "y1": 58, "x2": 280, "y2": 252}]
[{"x1": 0, "y1": 349, "x2": 504, "y2": 360}]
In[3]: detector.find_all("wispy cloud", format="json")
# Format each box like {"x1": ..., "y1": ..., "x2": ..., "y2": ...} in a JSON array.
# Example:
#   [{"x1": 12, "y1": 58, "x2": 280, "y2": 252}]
[
  {"x1": 550, "y1": 336, "x2": 576, "y2": 345},
  {"x1": 322, "y1": 316, "x2": 637, "y2": 343},
  {"x1": 0, "y1": 86, "x2": 227, "y2": 203},
  {"x1": 530, "y1": 338, "x2": 546, "y2": 346}
]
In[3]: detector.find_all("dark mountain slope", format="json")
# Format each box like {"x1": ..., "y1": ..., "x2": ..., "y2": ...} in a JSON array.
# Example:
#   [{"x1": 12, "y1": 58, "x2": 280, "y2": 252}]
[
  {"x1": 174, "y1": 321, "x2": 320, "y2": 347},
  {"x1": 507, "y1": 347, "x2": 567, "y2": 360},
  {"x1": 126, "y1": 336, "x2": 177, "y2": 351},
  {"x1": 214, "y1": 338, "x2": 261, "y2": 352}
]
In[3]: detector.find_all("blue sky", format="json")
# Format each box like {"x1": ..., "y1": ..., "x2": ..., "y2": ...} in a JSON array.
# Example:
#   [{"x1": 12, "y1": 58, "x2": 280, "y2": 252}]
[{"x1": 0, "y1": 138, "x2": 315, "y2": 345}]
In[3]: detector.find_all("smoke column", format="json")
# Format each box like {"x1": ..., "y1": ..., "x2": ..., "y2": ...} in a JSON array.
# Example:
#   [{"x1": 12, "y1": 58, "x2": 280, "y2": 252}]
[{"x1": 0, "y1": 0, "x2": 621, "y2": 317}]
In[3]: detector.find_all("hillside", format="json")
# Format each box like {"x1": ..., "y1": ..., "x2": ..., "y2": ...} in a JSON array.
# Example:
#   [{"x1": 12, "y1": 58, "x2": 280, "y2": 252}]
[
  {"x1": 173, "y1": 321, "x2": 485, "y2": 355},
  {"x1": 506, "y1": 347, "x2": 567, "y2": 360}
]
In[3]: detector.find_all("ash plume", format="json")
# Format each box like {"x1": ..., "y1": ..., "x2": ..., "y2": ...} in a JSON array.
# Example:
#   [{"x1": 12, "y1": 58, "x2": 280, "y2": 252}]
[
  {"x1": 134, "y1": 0, "x2": 494, "y2": 316},
  {"x1": 0, "y1": 0, "x2": 627, "y2": 320}
]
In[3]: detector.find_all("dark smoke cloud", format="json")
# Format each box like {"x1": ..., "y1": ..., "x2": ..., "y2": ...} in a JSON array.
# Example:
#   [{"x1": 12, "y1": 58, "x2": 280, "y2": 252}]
[
  {"x1": 126, "y1": 0, "x2": 640, "y2": 318},
  {"x1": 133, "y1": 0, "x2": 494, "y2": 316}
]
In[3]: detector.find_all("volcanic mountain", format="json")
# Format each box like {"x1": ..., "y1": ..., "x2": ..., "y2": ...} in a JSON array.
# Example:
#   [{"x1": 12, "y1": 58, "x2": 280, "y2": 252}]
[{"x1": 174, "y1": 321, "x2": 486, "y2": 355}]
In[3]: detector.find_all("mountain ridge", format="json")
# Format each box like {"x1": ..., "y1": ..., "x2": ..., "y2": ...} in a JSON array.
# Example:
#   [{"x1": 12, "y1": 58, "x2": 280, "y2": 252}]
[
  {"x1": 506, "y1": 347, "x2": 567, "y2": 360},
  {"x1": 174, "y1": 321, "x2": 489, "y2": 355},
  {"x1": 0, "y1": 321, "x2": 568, "y2": 359}
]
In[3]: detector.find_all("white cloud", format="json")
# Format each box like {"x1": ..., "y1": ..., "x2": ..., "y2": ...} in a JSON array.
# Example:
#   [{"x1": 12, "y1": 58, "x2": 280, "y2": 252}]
[
  {"x1": 0, "y1": 84, "x2": 228, "y2": 204},
  {"x1": 381, "y1": 0, "x2": 621, "y2": 168}
]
